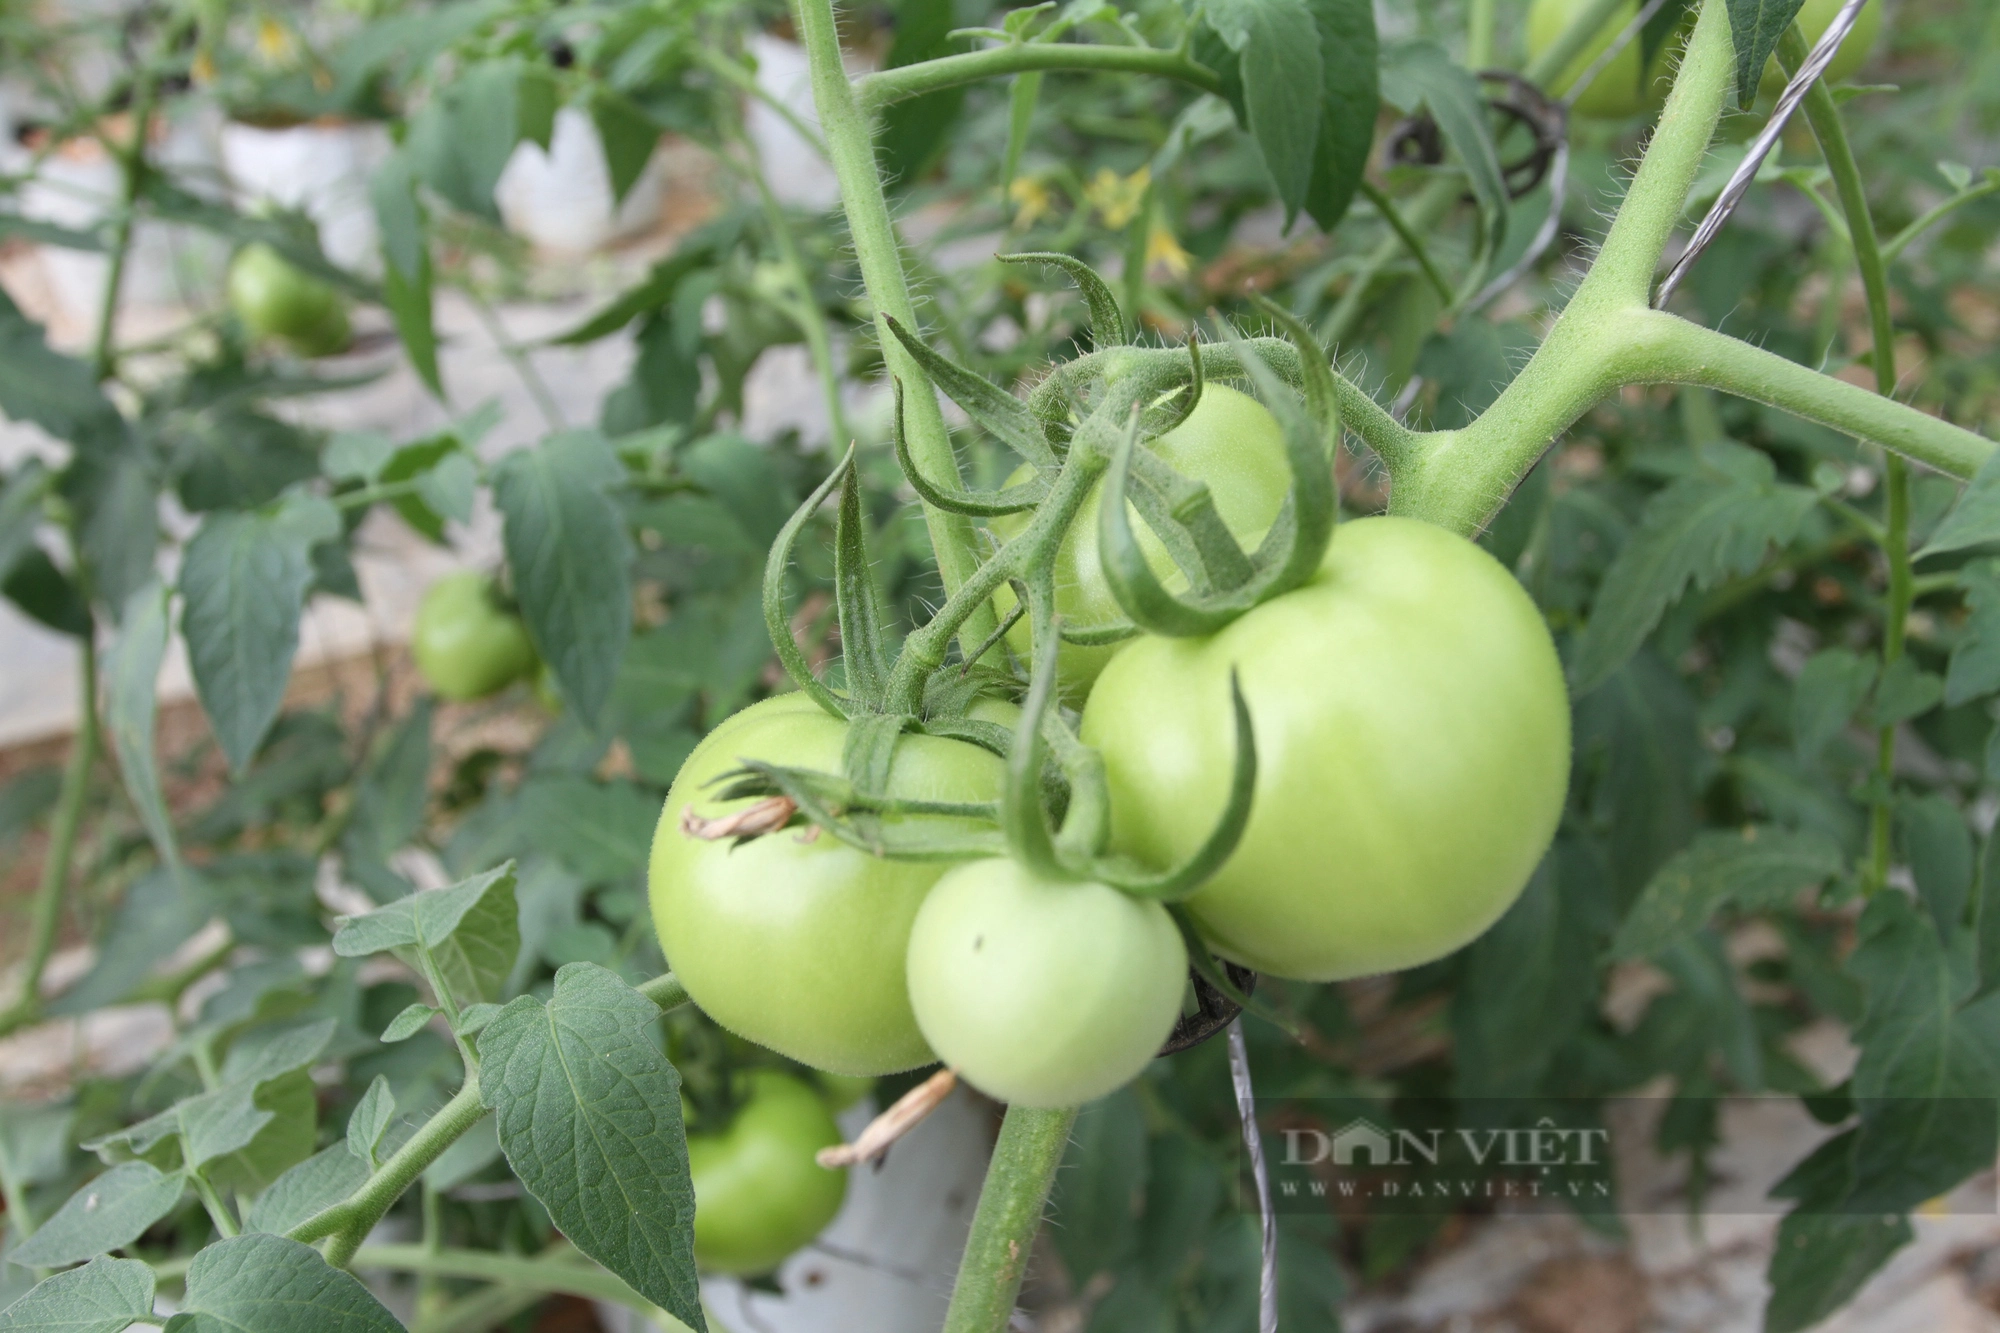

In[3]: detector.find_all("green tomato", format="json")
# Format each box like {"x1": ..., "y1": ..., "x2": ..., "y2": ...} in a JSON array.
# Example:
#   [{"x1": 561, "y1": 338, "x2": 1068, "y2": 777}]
[
  {"x1": 904, "y1": 858, "x2": 1186, "y2": 1108},
  {"x1": 1080, "y1": 517, "x2": 1570, "y2": 982},
  {"x1": 649, "y1": 694, "x2": 1010, "y2": 1076},
  {"x1": 814, "y1": 1071, "x2": 876, "y2": 1112},
  {"x1": 1527, "y1": 0, "x2": 1655, "y2": 119},
  {"x1": 991, "y1": 383, "x2": 1292, "y2": 696},
  {"x1": 687, "y1": 1070, "x2": 847, "y2": 1276},
  {"x1": 411, "y1": 572, "x2": 538, "y2": 702},
  {"x1": 226, "y1": 243, "x2": 351, "y2": 357}
]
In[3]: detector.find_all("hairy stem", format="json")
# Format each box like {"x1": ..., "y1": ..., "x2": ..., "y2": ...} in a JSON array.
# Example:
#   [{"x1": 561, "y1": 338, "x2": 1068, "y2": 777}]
[
  {"x1": 0, "y1": 637, "x2": 98, "y2": 1038},
  {"x1": 858, "y1": 42, "x2": 1222, "y2": 111},
  {"x1": 941, "y1": 1104, "x2": 1078, "y2": 1333},
  {"x1": 789, "y1": 0, "x2": 995, "y2": 649}
]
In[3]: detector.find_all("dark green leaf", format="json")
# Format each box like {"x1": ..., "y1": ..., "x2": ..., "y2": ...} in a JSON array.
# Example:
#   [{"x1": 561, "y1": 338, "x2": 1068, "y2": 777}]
[
  {"x1": 171, "y1": 1233, "x2": 401, "y2": 1333},
  {"x1": 65, "y1": 450, "x2": 157, "y2": 621},
  {"x1": 1897, "y1": 795, "x2": 1973, "y2": 937},
  {"x1": 513, "y1": 778, "x2": 657, "y2": 884},
  {"x1": 0, "y1": 1257, "x2": 154, "y2": 1333},
  {"x1": 45, "y1": 868, "x2": 208, "y2": 1017},
  {"x1": 340, "y1": 700, "x2": 434, "y2": 872},
  {"x1": 1727, "y1": 0, "x2": 1808, "y2": 108},
  {"x1": 590, "y1": 90, "x2": 660, "y2": 205},
  {"x1": 1301, "y1": 0, "x2": 1379, "y2": 231},
  {"x1": 495, "y1": 431, "x2": 633, "y2": 725},
  {"x1": 1612, "y1": 826, "x2": 1846, "y2": 959},
  {"x1": 407, "y1": 61, "x2": 554, "y2": 220},
  {"x1": 0, "y1": 460, "x2": 51, "y2": 579},
  {"x1": 1946, "y1": 560, "x2": 2000, "y2": 705},
  {"x1": 1764, "y1": 1209, "x2": 1910, "y2": 1333},
  {"x1": 9, "y1": 1165, "x2": 185, "y2": 1269},
  {"x1": 876, "y1": 0, "x2": 968, "y2": 185},
  {"x1": 332, "y1": 865, "x2": 521, "y2": 1008},
  {"x1": 103, "y1": 581, "x2": 178, "y2": 870},
  {"x1": 1572, "y1": 444, "x2": 1817, "y2": 693},
  {"x1": 3, "y1": 549, "x2": 90, "y2": 637},
  {"x1": 0, "y1": 289, "x2": 123, "y2": 452},
  {"x1": 1919, "y1": 450, "x2": 2000, "y2": 559},
  {"x1": 1865, "y1": 656, "x2": 1942, "y2": 728},
  {"x1": 345, "y1": 1077, "x2": 395, "y2": 1168},
  {"x1": 1792, "y1": 648, "x2": 1875, "y2": 760},
  {"x1": 1379, "y1": 43, "x2": 1507, "y2": 254},
  {"x1": 1454, "y1": 858, "x2": 1595, "y2": 1093},
  {"x1": 1205, "y1": 0, "x2": 1324, "y2": 221},
  {"x1": 371, "y1": 157, "x2": 442, "y2": 399},
  {"x1": 477, "y1": 964, "x2": 703, "y2": 1331},
  {"x1": 178, "y1": 499, "x2": 339, "y2": 773}
]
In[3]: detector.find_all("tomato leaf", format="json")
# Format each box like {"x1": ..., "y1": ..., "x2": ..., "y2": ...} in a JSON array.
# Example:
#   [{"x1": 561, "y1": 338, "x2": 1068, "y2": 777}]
[
  {"x1": 241, "y1": 1142, "x2": 370, "y2": 1237},
  {"x1": 495, "y1": 431, "x2": 633, "y2": 727},
  {"x1": 371, "y1": 156, "x2": 443, "y2": 399},
  {"x1": 0, "y1": 288, "x2": 124, "y2": 452},
  {"x1": 511, "y1": 777, "x2": 657, "y2": 884},
  {"x1": 476, "y1": 964, "x2": 705, "y2": 1333},
  {"x1": 1379, "y1": 42, "x2": 1507, "y2": 259},
  {"x1": 1945, "y1": 560, "x2": 2000, "y2": 705},
  {"x1": 0, "y1": 1257, "x2": 155, "y2": 1333},
  {"x1": 1453, "y1": 857, "x2": 1594, "y2": 1096},
  {"x1": 178, "y1": 497, "x2": 340, "y2": 774},
  {"x1": 1897, "y1": 794, "x2": 1974, "y2": 938},
  {"x1": 1203, "y1": 0, "x2": 1323, "y2": 224},
  {"x1": 9, "y1": 1164, "x2": 186, "y2": 1269},
  {"x1": 169, "y1": 1234, "x2": 401, "y2": 1333},
  {"x1": 407, "y1": 60, "x2": 555, "y2": 220},
  {"x1": 1791, "y1": 647, "x2": 1876, "y2": 761},
  {"x1": 1047, "y1": 1088, "x2": 1147, "y2": 1284},
  {"x1": 103, "y1": 581, "x2": 179, "y2": 873},
  {"x1": 1570, "y1": 443, "x2": 1818, "y2": 695},
  {"x1": 1764, "y1": 1208, "x2": 1911, "y2": 1333},
  {"x1": 1610, "y1": 826, "x2": 1845, "y2": 960},
  {"x1": 331, "y1": 864, "x2": 521, "y2": 1009},
  {"x1": 1300, "y1": 0, "x2": 1379, "y2": 232},
  {"x1": 589, "y1": 89, "x2": 659, "y2": 205},
  {"x1": 1727, "y1": 0, "x2": 1809, "y2": 109}
]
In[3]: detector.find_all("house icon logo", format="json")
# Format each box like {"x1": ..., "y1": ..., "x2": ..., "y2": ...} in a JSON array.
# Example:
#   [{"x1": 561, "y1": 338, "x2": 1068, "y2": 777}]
[{"x1": 1330, "y1": 1118, "x2": 1395, "y2": 1166}]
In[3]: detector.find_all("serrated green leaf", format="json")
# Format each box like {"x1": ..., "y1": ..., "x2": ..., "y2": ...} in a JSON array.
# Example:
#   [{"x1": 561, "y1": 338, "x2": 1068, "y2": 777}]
[
  {"x1": 331, "y1": 865, "x2": 520, "y2": 1008},
  {"x1": 512, "y1": 777, "x2": 656, "y2": 884},
  {"x1": 345, "y1": 1077, "x2": 395, "y2": 1169},
  {"x1": 219, "y1": 1018, "x2": 337, "y2": 1088},
  {"x1": 178, "y1": 509, "x2": 321, "y2": 774},
  {"x1": 1205, "y1": 0, "x2": 1323, "y2": 221},
  {"x1": 1727, "y1": 0, "x2": 1808, "y2": 108},
  {"x1": 241, "y1": 1144, "x2": 368, "y2": 1237},
  {"x1": 171, "y1": 1234, "x2": 401, "y2": 1333},
  {"x1": 1897, "y1": 795, "x2": 1973, "y2": 937},
  {"x1": 8, "y1": 1165, "x2": 184, "y2": 1269},
  {"x1": 1611, "y1": 826, "x2": 1845, "y2": 959},
  {"x1": 1764, "y1": 1209, "x2": 1910, "y2": 1333},
  {"x1": 1946, "y1": 560, "x2": 2000, "y2": 705},
  {"x1": 1453, "y1": 855, "x2": 1595, "y2": 1095},
  {"x1": 1865, "y1": 656, "x2": 1942, "y2": 728},
  {"x1": 477, "y1": 963, "x2": 703, "y2": 1331},
  {"x1": 1572, "y1": 445, "x2": 1818, "y2": 693},
  {"x1": 1792, "y1": 648, "x2": 1875, "y2": 760},
  {"x1": 495, "y1": 432, "x2": 633, "y2": 726},
  {"x1": 1300, "y1": 0, "x2": 1378, "y2": 231},
  {"x1": 0, "y1": 1257, "x2": 154, "y2": 1333}
]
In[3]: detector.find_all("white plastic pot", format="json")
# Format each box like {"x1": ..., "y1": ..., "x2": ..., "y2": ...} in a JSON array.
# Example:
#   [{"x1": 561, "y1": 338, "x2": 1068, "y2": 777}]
[
  {"x1": 495, "y1": 106, "x2": 666, "y2": 254},
  {"x1": 219, "y1": 118, "x2": 390, "y2": 273}
]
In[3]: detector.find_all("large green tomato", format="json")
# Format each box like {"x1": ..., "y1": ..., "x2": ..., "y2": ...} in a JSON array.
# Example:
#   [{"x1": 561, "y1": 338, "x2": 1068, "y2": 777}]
[
  {"x1": 687, "y1": 1070, "x2": 846, "y2": 1276},
  {"x1": 1080, "y1": 517, "x2": 1569, "y2": 982},
  {"x1": 411, "y1": 572, "x2": 538, "y2": 702},
  {"x1": 992, "y1": 383, "x2": 1291, "y2": 696},
  {"x1": 649, "y1": 694, "x2": 1009, "y2": 1076},
  {"x1": 904, "y1": 858, "x2": 1186, "y2": 1108},
  {"x1": 226, "y1": 243, "x2": 351, "y2": 357}
]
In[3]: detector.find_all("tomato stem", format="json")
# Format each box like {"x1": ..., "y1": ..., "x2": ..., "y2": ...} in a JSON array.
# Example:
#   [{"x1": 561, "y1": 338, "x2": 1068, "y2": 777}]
[{"x1": 942, "y1": 1103, "x2": 1079, "y2": 1333}]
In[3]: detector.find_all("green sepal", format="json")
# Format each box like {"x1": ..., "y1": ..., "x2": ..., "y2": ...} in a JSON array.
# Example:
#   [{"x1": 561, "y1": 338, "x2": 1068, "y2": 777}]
[
  {"x1": 919, "y1": 717, "x2": 1015, "y2": 760},
  {"x1": 834, "y1": 451, "x2": 894, "y2": 708},
  {"x1": 763, "y1": 449, "x2": 853, "y2": 720},
  {"x1": 996, "y1": 251, "x2": 1127, "y2": 347},
  {"x1": 1058, "y1": 618, "x2": 1140, "y2": 647},
  {"x1": 1145, "y1": 333, "x2": 1207, "y2": 439},
  {"x1": 881, "y1": 317, "x2": 1055, "y2": 470},
  {"x1": 1088, "y1": 670, "x2": 1257, "y2": 902},
  {"x1": 1099, "y1": 407, "x2": 1243, "y2": 636},
  {"x1": 999, "y1": 594, "x2": 1072, "y2": 881},
  {"x1": 842, "y1": 711, "x2": 913, "y2": 797},
  {"x1": 891, "y1": 377, "x2": 1048, "y2": 516},
  {"x1": 711, "y1": 760, "x2": 1005, "y2": 860}
]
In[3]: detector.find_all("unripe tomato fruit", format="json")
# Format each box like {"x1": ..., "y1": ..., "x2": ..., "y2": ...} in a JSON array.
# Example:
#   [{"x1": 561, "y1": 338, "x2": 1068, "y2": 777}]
[
  {"x1": 904, "y1": 858, "x2": 1187, "y2": 1108},
  {"x1": 687, "y1": 1070, "x2": 846, "y2": 1276},
  {"x1": 1080, "y1": 517, "x2": 1569, "y2": 982},
  {"x1": 1758, "y1": 0, "x2": 1882, "y2": 95},
  {"x1": 815, "y1": 1071, "x2": 875, "y2": 1112},
  {"x1": 649, "y1": 693, "x2": 1010, "y2": 1076},
  {"x1": 411, "y1": 572, "x2": 539, "y2": 702},
  {"x1": 226, "y1": 243, "x2": 351, "y2": 357},
  {"x1": 992, "y1": 383, "x2": 1292, "y2": 696}
]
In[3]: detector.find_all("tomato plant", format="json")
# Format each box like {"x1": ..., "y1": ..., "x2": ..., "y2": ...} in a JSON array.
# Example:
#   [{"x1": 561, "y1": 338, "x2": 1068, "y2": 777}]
[
  {"x1": 1082, "y1": 517, "x2": 1570, "y2": 981},
  {"x1": 410, "y1": 572, "x2": 539, "y2": 702},
  {"x1": 685, "y1": 1071, "x2": 847, "y2": 1277},
  {"x1": 0, "y1": 1, "x2": 1995, "y2": 1332}
]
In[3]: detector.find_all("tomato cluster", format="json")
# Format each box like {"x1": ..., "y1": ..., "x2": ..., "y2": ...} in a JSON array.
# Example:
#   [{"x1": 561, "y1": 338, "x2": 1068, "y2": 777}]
[{"x1": 646, "y1": 382, "x2": 1569, "y2": 1119}]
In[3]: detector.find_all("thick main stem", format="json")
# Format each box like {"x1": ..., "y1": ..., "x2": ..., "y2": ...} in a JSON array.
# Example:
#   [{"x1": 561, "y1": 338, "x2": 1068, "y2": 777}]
[
  {"x1": 0, "y1": 637, "x2": 97, "y2": 1038},
  {"x1": 942, "y1": 1104, "x2": 1078, "y2": 1333},
  {"x1": 789, "y1": 0, "x2": 994, "y2": 650}
]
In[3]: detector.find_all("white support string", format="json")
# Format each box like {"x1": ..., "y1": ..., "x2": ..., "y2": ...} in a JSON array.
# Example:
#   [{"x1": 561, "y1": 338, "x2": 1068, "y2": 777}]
[{"x1": 1228, "y1": 1018, "x2": 1277, "y2": 1333}]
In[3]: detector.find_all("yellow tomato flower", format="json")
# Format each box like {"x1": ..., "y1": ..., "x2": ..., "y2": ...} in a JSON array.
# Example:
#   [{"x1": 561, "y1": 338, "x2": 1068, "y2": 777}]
[{"x1": 1085, "y1": 166, "x2": 1151, "y2": 230}]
